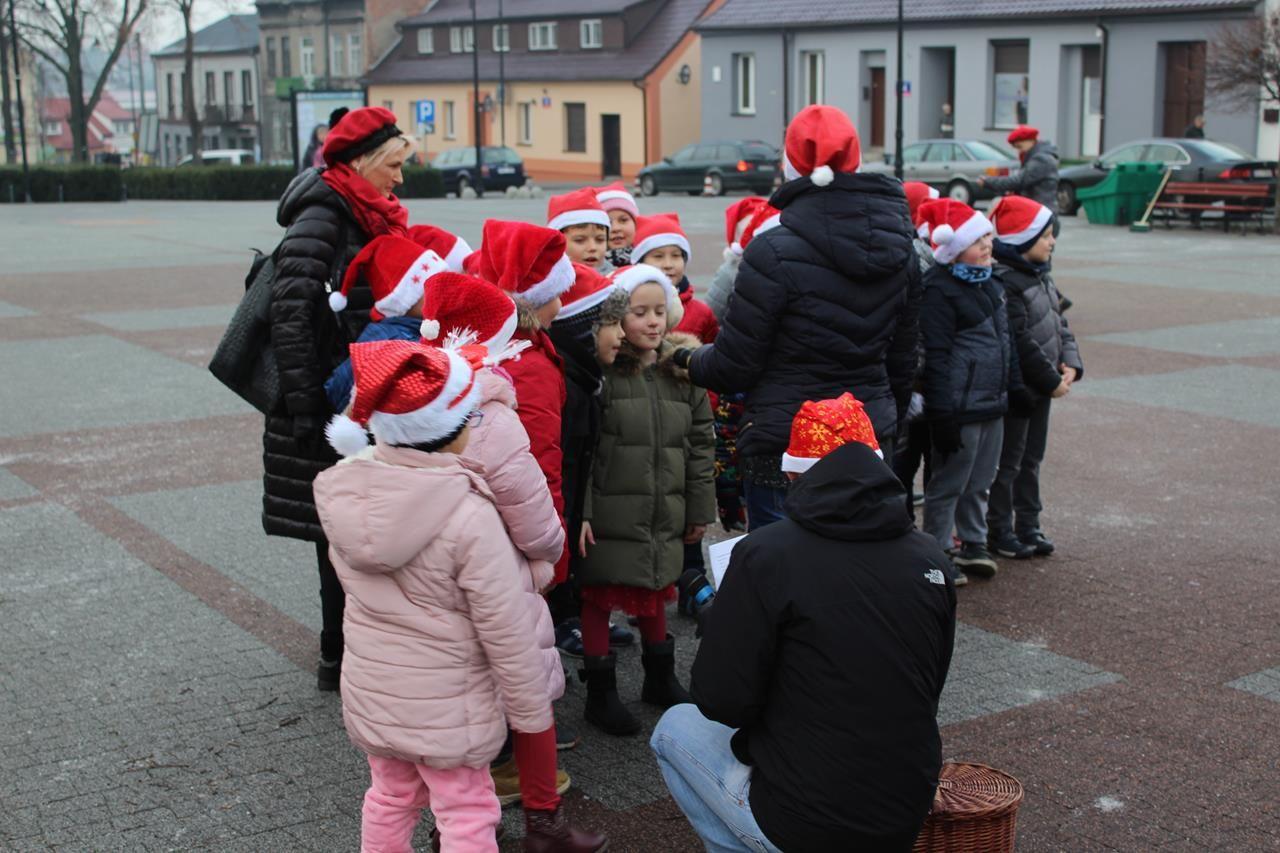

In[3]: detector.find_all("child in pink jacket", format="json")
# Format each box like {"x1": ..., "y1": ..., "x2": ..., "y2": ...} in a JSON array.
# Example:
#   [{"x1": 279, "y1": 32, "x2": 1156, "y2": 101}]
[{"x1": 315, "y1": 339, "x2": 555, "y2": 853}]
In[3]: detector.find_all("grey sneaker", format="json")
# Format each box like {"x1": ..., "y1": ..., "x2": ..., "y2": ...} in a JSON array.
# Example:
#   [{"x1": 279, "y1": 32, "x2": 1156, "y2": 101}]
[{"x1": 953, "y1": 543, "x2": 997, "y2": 578}]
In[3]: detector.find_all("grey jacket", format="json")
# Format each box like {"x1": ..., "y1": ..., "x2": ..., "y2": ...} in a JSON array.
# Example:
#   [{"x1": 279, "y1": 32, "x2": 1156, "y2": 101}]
[
  {"x1": 994, "y1": 250, "x2": 1082, "y2": 398},
  {"x1": 706, "y1": 254, "x2": 740, "y2": 323},
  {"x1": 984, "y1": 141, "x2": 1060, "y2": 212}
]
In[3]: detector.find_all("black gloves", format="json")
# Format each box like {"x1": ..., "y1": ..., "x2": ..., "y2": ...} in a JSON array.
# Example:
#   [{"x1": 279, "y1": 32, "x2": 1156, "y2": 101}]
[
  {"x1": 930, "y1": 417, "x2": 962, "y2": 455},
  {"x1": 671, "y1": 347, "x2": 695, "y2": 370},
  {"x1": 1007, "y1": 387, "x2": 1037, "y2": 418}
]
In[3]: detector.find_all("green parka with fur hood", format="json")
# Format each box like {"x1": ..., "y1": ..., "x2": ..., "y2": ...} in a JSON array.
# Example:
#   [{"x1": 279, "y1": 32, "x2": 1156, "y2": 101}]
[{"x1": 580, "y1": 332, "x2": 717, "y2": 590}]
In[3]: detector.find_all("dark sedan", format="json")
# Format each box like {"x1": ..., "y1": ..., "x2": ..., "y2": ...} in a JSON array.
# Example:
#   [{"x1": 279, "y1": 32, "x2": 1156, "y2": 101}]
[
  {"x1": 1058, "y1": 138, "x2": 1277, "y2": 214},
  {"x1": 636, "y1": 140, "x2": 780, "y2": 197},
  {"x1": 863, "y1": 138, "x2": 1021, "y2": 205},
  {"x1": 431, "y1": 145, "x2": 526, "y2": 197}
]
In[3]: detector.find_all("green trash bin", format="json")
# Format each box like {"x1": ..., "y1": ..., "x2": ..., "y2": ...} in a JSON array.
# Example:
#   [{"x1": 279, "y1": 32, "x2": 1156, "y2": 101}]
[{"x1": 1077, "y1": 162, "x2": 1167, "y2": 225}]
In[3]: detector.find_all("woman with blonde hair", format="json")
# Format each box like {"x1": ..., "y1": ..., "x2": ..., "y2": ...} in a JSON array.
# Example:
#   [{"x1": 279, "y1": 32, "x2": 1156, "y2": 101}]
[{"x1": 264, "y1": 107, "x2": 414, "y2": 691}]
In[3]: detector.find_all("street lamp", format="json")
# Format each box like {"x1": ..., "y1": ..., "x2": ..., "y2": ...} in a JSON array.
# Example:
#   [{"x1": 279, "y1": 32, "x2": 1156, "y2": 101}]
[
  {"x1": 893, "y1": 0, "x2": 904, "y2": 181},
  {"x1": 469, "y1": 0, "x2": 484, "y2": 196}
]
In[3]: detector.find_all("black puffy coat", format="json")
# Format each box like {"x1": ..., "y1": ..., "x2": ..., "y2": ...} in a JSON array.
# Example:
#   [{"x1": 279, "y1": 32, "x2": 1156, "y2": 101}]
[
  {"x1": 546, "y1": 325, "x2": 603, "y2": 546},
  {"x1": 995, "y1": 248, "x2": 1083, "y2": 399},
  {"x1": 983, "y1": 141, "x2": 1060, "y2": 212},
  {"x1": 691, "y1": 442, "x2": 956, "y2": 850},
  {"x1": 688, "y1": 173, "x2": 920, "y2": 458},
  {"x1": 920, "y1": 264, "x2": 1021, "y2": 424},
  {"x1": 262, "y1": 169, "x2": 372, "y2": 541}
]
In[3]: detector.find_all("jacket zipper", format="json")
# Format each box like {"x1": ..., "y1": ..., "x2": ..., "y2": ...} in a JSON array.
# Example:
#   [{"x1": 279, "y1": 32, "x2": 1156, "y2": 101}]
[
  {"x1": 960, "y1": 360, "x2": 978, "y2": 409},
  {"x1": 647, "y1": 368, "x2": 662, "y2": 588}
]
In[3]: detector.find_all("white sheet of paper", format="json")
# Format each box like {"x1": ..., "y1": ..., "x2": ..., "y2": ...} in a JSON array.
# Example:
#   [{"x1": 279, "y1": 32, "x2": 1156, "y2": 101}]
[{"x1": 708, "y1": 535, "x2": 747, "y2": 590}]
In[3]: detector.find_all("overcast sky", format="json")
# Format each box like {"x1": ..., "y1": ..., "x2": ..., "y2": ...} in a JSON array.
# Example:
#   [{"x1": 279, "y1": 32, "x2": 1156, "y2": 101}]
[{"x1": 142, "y1": 0, "x2": 257, "y2": 52}]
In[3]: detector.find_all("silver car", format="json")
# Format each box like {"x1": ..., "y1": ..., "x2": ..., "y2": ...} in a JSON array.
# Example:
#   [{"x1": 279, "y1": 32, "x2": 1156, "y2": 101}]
[{"x1": 865, "y1": 139, "x2": 1021, "y2": 205}]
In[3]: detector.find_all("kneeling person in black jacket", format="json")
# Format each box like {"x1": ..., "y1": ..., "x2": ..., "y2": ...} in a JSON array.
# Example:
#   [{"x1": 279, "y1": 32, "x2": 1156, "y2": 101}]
[{"x1": 651, "y1": 394, "x2": 956, "y2": 853}]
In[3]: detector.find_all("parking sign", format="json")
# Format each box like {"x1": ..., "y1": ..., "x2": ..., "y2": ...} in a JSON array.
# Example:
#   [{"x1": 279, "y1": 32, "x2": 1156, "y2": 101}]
[{"x1": 416, "y1": 100, "x2": 436, "y2": 125}]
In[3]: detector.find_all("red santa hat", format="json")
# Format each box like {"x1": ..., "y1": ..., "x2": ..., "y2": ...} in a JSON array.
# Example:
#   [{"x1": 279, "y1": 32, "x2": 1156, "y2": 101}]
[
  {"x1": 547, "y1": 187, "x2": 611, "y2": 232},
  {"x1": 417, "y1": 272, "x2": 525, "y2": 363},
  {"x1": 407, "y1": 225, "x2": 472, "y2": 273},
  {"x1": 557, "y1": 263, "x2": 617, "y2": 320},
  {"x1": 735, "y1": 204, "x2": 782, "y2": 256},
  {"x1": 329, "y1": 234, "x2": 449, "y2": 321},
  {"x1": 782, "y1": 392, "x2": 881, "y2": 474},
  {"x1": 903, "y1": 181, "x2": 941, "y2": 235},
  {"x1": 631, "y1": 213, "x2": 691, "y2": 264},
  {"x1": 782, "y1": 104, "x2": 862, "y2": 187},
  {"x1": 325, "y1": 340, "x2": 481, "y2": 457},
  {"x1": 596, "y1": 181, "x2": 640, "y2": 219},
  {"x1": 609, "y1": 263, "x2": 682, "y2": 328},
  {"x1": 1006, "y1": 125, "x2": 1039, "y2": 145},
  {"x1": 468, "y1": 220, "x2": 575, "y2": 308},
  {"x1": 988, "y1": 195, "x2": 1054, "y2": 250},
  {"x1": 724, "y1": 196, "x2": 771, "y2": 248},
  {"x1": 919, "y1": 199, "x2": 994, "y2": 265},
  {"x1": 321, "y1": 106, "x2": 402, "y2": 166}
]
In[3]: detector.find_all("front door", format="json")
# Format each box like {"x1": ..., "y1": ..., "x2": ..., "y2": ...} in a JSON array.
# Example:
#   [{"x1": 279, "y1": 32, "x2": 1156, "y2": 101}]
[
  {"x1": 1162, "y1": 42, "x2": 1205, "y2": 137},
  {"x1": 870, "y1": 68, "x2": 886, "y2": 147},
  {"x1": 601, "y1": 114, "x2": 621, "y2": 178}
]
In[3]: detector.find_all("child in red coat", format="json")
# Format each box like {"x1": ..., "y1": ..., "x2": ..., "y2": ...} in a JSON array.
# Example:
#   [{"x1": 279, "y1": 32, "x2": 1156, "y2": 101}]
[{"x1": 632, "y1": 213, "x2": 719, "y2": 344}]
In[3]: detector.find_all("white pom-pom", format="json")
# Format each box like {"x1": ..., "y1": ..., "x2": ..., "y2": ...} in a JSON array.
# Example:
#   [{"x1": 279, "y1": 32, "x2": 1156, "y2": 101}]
[
  {"x1": 328, "y1": 291, "x2": 348, "y2": 312},
  {"x1": 932, "y1": 223, "x2": 955, "y2": 245},
  {"x1": 326, "y1": 414, "x2": 370, "y2": 457},
  {"x1": 420, "y1": 319, "x2": 440, "y2": 341},
  {"x1": 811, "y1": 165, "x2": 835, "y2": 187},
  {"x1": 724, "y1": 244, "x2": 743, "y2": 263},
  {"x1": 917, "y1": 223, "x2": 931, "y2": 239},
  {"x1": 730, "y1": 242, "x2": 744, "y2": 257}
]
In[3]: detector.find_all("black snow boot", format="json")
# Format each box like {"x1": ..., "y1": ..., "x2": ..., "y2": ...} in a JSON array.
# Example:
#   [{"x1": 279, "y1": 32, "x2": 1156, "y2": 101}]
[
  {"x1": 640, "y1": 635, "x2": 692, "y2": 708},
  {"x1": 580, "y1": 654, "x2": 640, "y2": 736}
]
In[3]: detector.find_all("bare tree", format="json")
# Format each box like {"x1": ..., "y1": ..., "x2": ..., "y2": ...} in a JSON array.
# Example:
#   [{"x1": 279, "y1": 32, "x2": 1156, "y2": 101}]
[
  {"x1": 14, "y1": 0, "x2": 147, "y2": 163},
  {"x1": 173, "y1": 0, "x2": 199, "y2": 163},
  {"x1": 1206, "y1": 9, "x2": 1280, "y2": 231}
]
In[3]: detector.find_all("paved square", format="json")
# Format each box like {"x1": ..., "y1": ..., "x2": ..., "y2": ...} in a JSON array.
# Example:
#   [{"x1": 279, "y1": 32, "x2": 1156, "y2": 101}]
[
  {"x1": 1229, "y1": 668, "x2": 1280, "y2": 704},
  {"x1": 82, "y1": 304, "x2": 238, "y2": 332},
  {"x1": 1072, "y1": 363, "x2": 1280, "y2": 429},
  {"x1": 1086, "y1": 317, "x2": 1280, "y2": 358},
  {"x1": 0, "y1": 466, "x2": 39, "y2": 500}
]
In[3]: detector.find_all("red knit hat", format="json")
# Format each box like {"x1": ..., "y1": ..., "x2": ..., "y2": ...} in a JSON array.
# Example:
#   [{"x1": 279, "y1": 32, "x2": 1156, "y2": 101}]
[
  {"x1": 325, "y1": 340, "x2": 481, "y2": 456},
  {"x1": 469, "y1": 220, "x2": 575, "y2": 308},
  {"x1": 330, "y1": 235, "x2": 449, "y2": 321},
  {"x1": 1006, "y1": 125, "x2": 1039, "y2": 145},
  {"x1": 418, "y1": 272, "x2": 523, "y2": 360},
  {"x1": 321, "y1": 107, "x2": 402, "y2": 166},
  {"x1": 557, "y1": 263, "x2": 617, "y2": 320},
  {"x1": 989, "y1": 195, "x2": 1054, "y2": 249},
  {"x1": 918, "y1": 199, "x2": 994, "y2": 265},
  {"x1": 632, "y1": 213, "x2": 691, "y2": 264},
  {"x1": 407, "y1": 225, "x2": 472, "y2": 273},
  {"x1": 783, "y1": 105, "x2": 861, "y2": 187},
  {"x1": 903, "y1": 181, "x2": 941, "y2": 232},
  {"x1": 596, "y1": 181, "x2": 640, "y2": 219},
  {"x1": 782, "y1": 393, "x2": 881, "y2": 474},
  {"x1": 724, "y1": 196, "x2": 771, "y2": 250},
  {"x1": 547, "y1": 187, "x2": 611, "y2": 232}
]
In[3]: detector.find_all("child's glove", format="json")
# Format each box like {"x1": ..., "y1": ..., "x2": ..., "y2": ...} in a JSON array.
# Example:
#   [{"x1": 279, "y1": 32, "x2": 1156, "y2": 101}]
[
  {"x1": 931, "y1": 417, "x2": 963, "y2": 455},
  {"x1": 671, "y1": 347, "x2": 695, "y2": 370}
]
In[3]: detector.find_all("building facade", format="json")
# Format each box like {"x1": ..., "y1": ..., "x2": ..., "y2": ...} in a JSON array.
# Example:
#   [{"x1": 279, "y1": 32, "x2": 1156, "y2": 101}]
[
  {"x1": 698, "y1": 0, "x2": 1273, "y2": 160},
  {"x1": 366, "y1": 0, "x2": 724, "y2": 183},
  {"x1": 153, "y1": 14, "x2": 262, "y2": 165}
]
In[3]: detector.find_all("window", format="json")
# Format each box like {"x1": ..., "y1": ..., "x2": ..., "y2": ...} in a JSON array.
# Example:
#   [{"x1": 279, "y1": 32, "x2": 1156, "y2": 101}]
[
  {"x1": 925, "y1": 143, "x2": 969, "y2": 162},
  {"x1": 300, "y1": 37, "x2": 315, "y2": 78},
  {"x1": 1143, "y1": 143, "x2": 1192, "y2": 165},
  {"x1": 224, "y1": 71, "x2": 235, "y2": 106},
  {"x1": 281, "y1": 36, "x2": 292, "y2": 77},
  {"x1": 519, "y1": 101, "x2": 533, "y2": 144},
  {"x1": 485, "y1": 147, "x2": 520, "y2": 165},
  {"x1": 44, "y1": 120, "x2": 61, "y2": 136},
  {"x1": 579, "y1": 19, "x2": 602, "y2": 49},
  {"x1": 349, "y1": 33, "x2": 362, "y2": 72},
  {"x1": 205, "y1": 72, "x2": 216, "y2": 106},
  {"x1": 179, "y1": 73, "x2": 187, "y2": 114},
  {"x1": 332, "y1": 34, "x2": 346, "y2": 76},
  {"x1": 564, "y1": 102, "x2": 586, "y2": 152},
  {"x1": 443, "y1": 100, "x2": 456, "y2": 139},
  {"x1": 966, "y1": 140, "x2": 1014, "y2": 161},
  {"x1": 692, "y1": 144, "x2": 717, "y2": 161},
  {"x1": 417, "y1": 27, "x2": 434, "y2": 55},
  {"x1": 241, "y1": 71, "x2": 254, "y2": 106},
  {"x1": 733, "y1": 53, "x2": 755, "y2": 114},
  {"x1": 1100, "y1": 144, "x2": 1147, "y2": 167},
  {"x1": 529, "y1": 22, "x2": 558, "y2": 51},
  {"x1": 492, "y1": 24, "x2": 509, "y2": 52},
  {"x1": 266, "y1": 37, "x2": 276, "y2": 78},
  {"x1": 670, "y1": 145, "x2": 695, "y2": 163},
  {"x1": 166, "y1": 73, "x2": 175, "y2": 117},
  {"x1": 901, "y1": 143, "x2": 927, "y2": 164},
  {"x1": 801, "y1": 51, "x2": 824, "y2": 106},
  {"x1": 450, "y1": 26, "x2": 474, "y2": 53},
  {"x1": 991, "y1": 41, "x2": 1029, "y2": 129}
]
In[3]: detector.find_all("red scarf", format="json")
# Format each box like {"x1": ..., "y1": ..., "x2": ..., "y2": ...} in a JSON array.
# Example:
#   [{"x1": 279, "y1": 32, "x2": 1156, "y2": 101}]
[{"x1": 321, "y1": 163, "x2": 409, "y2": 239}]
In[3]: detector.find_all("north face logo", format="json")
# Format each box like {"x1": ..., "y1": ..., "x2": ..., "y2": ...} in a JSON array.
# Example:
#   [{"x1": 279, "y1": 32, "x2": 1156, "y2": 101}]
[{"x1": 924, "y1": 569, "x2": 946, "y2": 585}]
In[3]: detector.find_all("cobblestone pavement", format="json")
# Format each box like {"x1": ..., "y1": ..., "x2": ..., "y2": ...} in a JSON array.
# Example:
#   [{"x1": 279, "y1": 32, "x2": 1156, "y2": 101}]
[{"x1": 1, "y1": 196, "x2": 1278, "y2": 851}]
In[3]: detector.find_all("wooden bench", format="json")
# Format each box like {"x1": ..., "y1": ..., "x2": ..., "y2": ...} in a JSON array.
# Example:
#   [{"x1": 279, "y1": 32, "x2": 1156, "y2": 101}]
[{"x1": 1151, "y1": 181, "x2": 1275, "y2": 233}]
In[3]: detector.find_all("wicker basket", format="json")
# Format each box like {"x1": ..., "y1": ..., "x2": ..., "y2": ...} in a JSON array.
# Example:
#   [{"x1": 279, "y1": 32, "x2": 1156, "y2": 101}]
[{"x1": 912, "y1": 762, "x2": 1024, "y2": 852}]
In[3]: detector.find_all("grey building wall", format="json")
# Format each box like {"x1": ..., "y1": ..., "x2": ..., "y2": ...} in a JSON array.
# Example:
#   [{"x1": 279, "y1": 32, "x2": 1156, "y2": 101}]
[{"x1": 700, "y1": 31, "x2": 785, "y2": 144}]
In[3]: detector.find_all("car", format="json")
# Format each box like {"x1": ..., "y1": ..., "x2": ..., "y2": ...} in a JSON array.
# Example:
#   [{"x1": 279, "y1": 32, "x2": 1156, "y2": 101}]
[
  {"x1": 177, "y1": 148, "x2": 256, "y2": 166},
  {"x1": 635, "y1": 140, "x2": 780, "y2": 197},
  {"x1": 863, "y1": 139, "x2": 1021, "y2": 205},
  {"x1": 430, "y1": 145, "x2": 526, "y2": 196},
  {"x1": 1057, "y1": 138, "x2": 1277, "y2": 214}
]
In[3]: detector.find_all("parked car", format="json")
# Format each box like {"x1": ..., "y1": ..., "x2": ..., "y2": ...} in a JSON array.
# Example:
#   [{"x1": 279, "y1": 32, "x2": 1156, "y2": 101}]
[
  {"x1": 177, "y1": 148, "x2": 256, "y2": 166},
  {"x1": 863, "y1": 139, "x2": 1020, "y2": 205},
  {"x1": 1058, "y1": 138, "x2": 1277, "y2": 214},
  {"x1": 431, "y1": 145, "x2": 526, "y2": 196},
  {"x1": 636, "y1": 140, "x2": 780, "y2": 197}
]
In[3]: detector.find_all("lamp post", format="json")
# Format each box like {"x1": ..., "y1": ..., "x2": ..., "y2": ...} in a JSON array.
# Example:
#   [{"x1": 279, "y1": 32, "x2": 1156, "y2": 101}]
[
  {"x1": 470, "y1": 0, "x2": 483, "y2": 196},
  {"x1": 498, "y1": 0, "x2": 505, "y2": 146},
  {"x1": 893, "y1": 0, "x2": 904, "y2": 181}
]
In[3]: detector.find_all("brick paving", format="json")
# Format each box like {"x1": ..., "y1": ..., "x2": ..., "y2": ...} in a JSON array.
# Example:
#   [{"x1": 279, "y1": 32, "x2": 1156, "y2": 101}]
[{"x1": 1, "y1": 198, "x2": 1277, "y2": 851}]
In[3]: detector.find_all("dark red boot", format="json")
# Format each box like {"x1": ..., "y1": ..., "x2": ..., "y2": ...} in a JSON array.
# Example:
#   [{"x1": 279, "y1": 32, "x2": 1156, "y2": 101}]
[{"x1": 523, "y1": 803, "x2": 608, "y2": 852}]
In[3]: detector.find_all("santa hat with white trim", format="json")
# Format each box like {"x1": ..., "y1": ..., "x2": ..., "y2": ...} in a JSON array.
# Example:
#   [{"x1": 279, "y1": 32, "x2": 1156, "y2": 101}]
[
  {"x1": 782, "y1": 104, "x2": 862, "y2": 187},
  {"x1": 631, "y1": 213, "x2": 691, "y2": 264},
  {"x1": 723, "y1": 196, "x2": 770, "y2": 253},
  {"x1": 609, "y1": 263, "x2": 683, "y2": 329},
  {"x1": 557, "y1": 263, "x2": 617, "y2": 321},
  {"x1": 324, "y1": 339, "x2": 482, "y2": 457},
  {"x1": 596, "y1": 181, "x2": 640, "y2": 219},
  {"x1": 547, "y1": 187, "x2": 611, "y2": 232},
  {"x1": 329, "y1": 235, "x2": 449, "y2": 321},
  {"x1": 918, "y1": 199, "x2": 994, "y2": 265},
  {"x1": 988, "y1": 195, "x2": 1055, "y2": 253},
  {"x1": 735, "y1": 203, "x2": 782, "y2": 256},
  {"x1": 903, "y1": 181, "x2": 941, "y2": 237},
  {"x1": 468, "y1": 220, "x2": 575, "y2": 308},
  {"x1": 417, "y1": 272, "x2": 524, "y2": 363},
  {"x1": 407, "y1": 225, "x2": 472, "y2": 273},
  {"x1": 781, "y1": 392, "x2": 882, "y2": 475}
]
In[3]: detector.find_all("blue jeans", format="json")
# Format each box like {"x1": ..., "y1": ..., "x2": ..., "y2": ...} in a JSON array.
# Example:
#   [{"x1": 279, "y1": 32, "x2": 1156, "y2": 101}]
[
  {"x1": 650, "y1": 704, "x2": 782, "y2": 853},
  {"x1": 742, "y1": 481, "x2": 787, "y2": 531}
]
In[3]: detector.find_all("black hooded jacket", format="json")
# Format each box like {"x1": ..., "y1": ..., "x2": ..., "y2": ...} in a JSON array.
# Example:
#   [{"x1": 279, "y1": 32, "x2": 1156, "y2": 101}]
[
  {"x1": 546, "y1": 325, "x2": 603, "y2": 543},
  {"x1": 691, "y1": 443, "x2": 957, "y2": 851},
  {"x1": 687, "y1": 173, "x2": 921, "y2": 458}
]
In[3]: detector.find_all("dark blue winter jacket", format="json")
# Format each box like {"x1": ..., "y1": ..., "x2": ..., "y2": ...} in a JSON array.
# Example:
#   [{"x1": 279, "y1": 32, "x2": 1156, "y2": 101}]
[{"x1": 324, "y1": 315, "x2": 422, "y2": 412}]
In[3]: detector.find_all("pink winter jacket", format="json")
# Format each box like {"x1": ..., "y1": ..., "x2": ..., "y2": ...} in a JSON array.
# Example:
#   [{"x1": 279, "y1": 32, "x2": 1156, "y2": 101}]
[{"x1": 314, "y1": 445, "x2": 555, "y2": 769}]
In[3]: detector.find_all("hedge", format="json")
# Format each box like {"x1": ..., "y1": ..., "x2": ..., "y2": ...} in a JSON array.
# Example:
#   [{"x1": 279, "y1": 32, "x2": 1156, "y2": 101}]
[{"x1": 0, "y1": 165, "x2": 445, "y2": 203}]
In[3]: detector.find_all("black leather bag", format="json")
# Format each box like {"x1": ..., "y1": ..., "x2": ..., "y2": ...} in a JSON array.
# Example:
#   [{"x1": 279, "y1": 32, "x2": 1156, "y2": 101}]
[{"x1": 208, "y1": 251, "x2": 281, "y2": 414}]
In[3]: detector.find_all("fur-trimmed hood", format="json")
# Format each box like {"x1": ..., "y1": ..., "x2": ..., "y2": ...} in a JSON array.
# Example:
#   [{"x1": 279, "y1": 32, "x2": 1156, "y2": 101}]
[{"x1": 612, "y1": 331, "x2": 702, "y2": 381}]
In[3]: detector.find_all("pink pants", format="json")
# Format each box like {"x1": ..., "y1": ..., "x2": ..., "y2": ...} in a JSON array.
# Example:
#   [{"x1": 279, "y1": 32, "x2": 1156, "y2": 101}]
[{"x1": 362, "y1": 755, "x2": 500, "y2": 853}]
